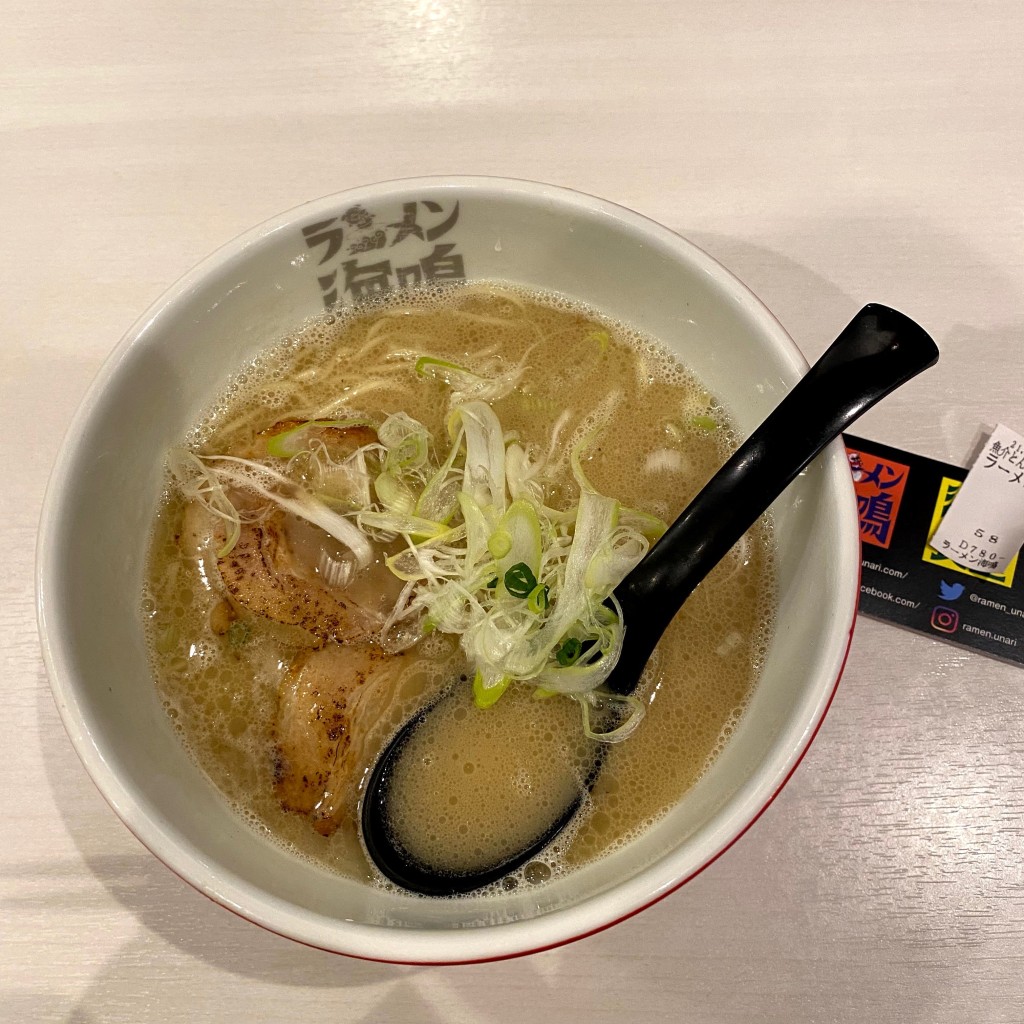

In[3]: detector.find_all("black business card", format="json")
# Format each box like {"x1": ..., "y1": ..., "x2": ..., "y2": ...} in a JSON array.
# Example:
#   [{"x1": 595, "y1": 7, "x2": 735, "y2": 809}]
[{"x1": 844, "y1": 434, "x2": 1023, "y2": 665}]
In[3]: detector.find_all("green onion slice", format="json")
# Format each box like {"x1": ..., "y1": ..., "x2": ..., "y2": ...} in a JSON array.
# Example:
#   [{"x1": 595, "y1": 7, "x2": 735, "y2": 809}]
[
  {"x1": 488, "y1": 529, "x2": 513, "y2": 559},
  {"x1": 526, "y1": 583, "x2": 549, "y2": 613},
  {"x1": 378, "y1": 411, "x2": 429, "y2": 471},
  {"x1": 264, "y1": 419, "x2": 373, "y2": 458},
  {"x1": 555, "y1": 636, "x2": 583, "y2": 666},
  {"x1": 504, "y1": 562, "x2": 538, "y2": 598},
  {"x1": 473, "y1": 670, "x2": 512, "y2": 709},
  {"x1": 415, "y1": 355, "x2": 476, "y2": 381}
]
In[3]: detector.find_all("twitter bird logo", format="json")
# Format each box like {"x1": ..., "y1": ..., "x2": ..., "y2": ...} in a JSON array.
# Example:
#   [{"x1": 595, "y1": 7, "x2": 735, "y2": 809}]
[{"x1": 939, "y1": 580, "x2": 965, "y2": 601}]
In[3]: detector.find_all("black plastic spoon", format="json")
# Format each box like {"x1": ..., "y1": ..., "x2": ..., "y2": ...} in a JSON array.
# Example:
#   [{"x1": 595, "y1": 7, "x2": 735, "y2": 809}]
[{"x1": 361, "y1": 304, "x2": 939, "y2": 896}]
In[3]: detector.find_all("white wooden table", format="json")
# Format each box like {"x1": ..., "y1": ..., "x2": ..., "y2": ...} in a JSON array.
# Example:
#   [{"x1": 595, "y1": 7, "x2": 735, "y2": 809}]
[{"x1": 4, "y1": 2, "x2": 1022, "y2": 1020}]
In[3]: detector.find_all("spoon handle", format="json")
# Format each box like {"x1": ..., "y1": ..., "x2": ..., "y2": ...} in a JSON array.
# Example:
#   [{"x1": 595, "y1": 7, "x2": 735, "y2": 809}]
[{"x1": 610, "y1": 304, "x2": 938, "y2": 690}]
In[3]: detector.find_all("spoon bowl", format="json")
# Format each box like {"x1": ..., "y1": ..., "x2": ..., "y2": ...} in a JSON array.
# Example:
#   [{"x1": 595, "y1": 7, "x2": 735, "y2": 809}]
[{"x1": 362, "y1": 303, "x2": 939, "y2": 895}]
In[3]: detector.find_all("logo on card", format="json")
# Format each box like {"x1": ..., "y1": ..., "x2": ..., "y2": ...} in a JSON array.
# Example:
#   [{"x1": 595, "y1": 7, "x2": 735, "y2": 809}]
[
  {"x1": 938, "y1": 580, "x2": 965, "y2": 601},
  {"x1": 847, "y1": 448, "x2": 910, "y2": 549},
  {"x1": 930, "y1": 606, "x2": 960, "y2": 633},
  {"x1": 921, "y1": 477, "x2": 1017, "y2": 588}
]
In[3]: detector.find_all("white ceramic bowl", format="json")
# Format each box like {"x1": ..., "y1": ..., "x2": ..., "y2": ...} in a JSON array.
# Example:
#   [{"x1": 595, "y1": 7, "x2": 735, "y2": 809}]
[{"x1": 38, "y1": 177, "x2": 859, "y2": 963}]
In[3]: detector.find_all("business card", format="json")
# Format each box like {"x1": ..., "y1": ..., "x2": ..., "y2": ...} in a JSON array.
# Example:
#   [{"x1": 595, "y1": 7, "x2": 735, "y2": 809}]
[{"x1": 844, "y1": 434, "x2": 1023, "y2": 666}]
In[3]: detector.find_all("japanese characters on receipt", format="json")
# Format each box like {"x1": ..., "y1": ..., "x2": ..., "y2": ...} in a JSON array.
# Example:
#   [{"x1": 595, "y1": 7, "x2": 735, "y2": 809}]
[{"x1": 929, "y1": 424, "x2": 1024, "y2": 574}]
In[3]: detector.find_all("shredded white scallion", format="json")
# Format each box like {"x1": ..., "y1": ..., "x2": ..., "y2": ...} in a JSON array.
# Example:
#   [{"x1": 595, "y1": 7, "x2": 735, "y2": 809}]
[
  {"x1": 369, "y1": 399, "x2": 651, "y2": 739},
  {"x1": 174, "y1": 361, "x2": 659, "y2": 742}
]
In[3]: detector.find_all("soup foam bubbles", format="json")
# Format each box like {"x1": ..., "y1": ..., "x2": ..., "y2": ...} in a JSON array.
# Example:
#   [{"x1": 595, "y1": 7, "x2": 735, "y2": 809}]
[{"x1": 144, "y1": 282, "x2": 775, "y2": 892}]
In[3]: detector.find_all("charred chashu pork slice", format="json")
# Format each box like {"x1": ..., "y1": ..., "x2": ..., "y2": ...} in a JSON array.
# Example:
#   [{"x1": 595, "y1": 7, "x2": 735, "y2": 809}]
[
  {"x1": 217, "y1": 513, "x2": 380, "y2": 647},
  {"x1": 177, "y1": 501, "x2": 391, "y2": 647},
  {"x1": 173, "y1": 419, "x2": 396, "y2": 646},
  {"x1": 274, "y1": 644, "x2": 407, "y2": 836}
]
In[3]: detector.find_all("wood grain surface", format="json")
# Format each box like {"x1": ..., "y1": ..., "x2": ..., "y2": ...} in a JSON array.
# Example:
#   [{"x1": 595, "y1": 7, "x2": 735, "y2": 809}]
[{"x1": 3, "y1": 1, "x2": 1022, "y2": 1021}]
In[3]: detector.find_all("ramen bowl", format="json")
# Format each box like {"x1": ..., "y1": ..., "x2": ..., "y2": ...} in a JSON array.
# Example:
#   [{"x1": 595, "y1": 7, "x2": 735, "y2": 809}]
[{"x1": 38, "y1": 177, "x2": 859, "y2": 963}]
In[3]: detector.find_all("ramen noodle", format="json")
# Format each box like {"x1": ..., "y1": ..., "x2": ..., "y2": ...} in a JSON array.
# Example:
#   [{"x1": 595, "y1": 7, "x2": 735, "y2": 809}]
[{"x1": 142, "y1": 283, "x2": 774, "y2": 891}]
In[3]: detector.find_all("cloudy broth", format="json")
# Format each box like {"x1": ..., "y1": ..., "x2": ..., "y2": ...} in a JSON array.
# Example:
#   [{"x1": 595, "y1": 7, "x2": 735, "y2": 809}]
[{"x1": 143, "y1": 283, "x2": 774, "y2": 890}]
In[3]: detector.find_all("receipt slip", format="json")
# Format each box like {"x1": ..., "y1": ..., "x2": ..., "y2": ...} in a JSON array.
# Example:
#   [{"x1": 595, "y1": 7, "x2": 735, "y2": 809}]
[
  {"x1": 928, "y1": 424, "x2": 1024, "y2": 575},
  {"x1": 844, "y1": 434, "x2": 1024, "y2": 666}
]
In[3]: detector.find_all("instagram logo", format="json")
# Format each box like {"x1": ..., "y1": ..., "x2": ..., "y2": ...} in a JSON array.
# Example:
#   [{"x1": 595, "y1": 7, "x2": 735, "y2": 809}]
[{"x1": 930, "y1": 606, "x2": 960, "y2": 633}]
